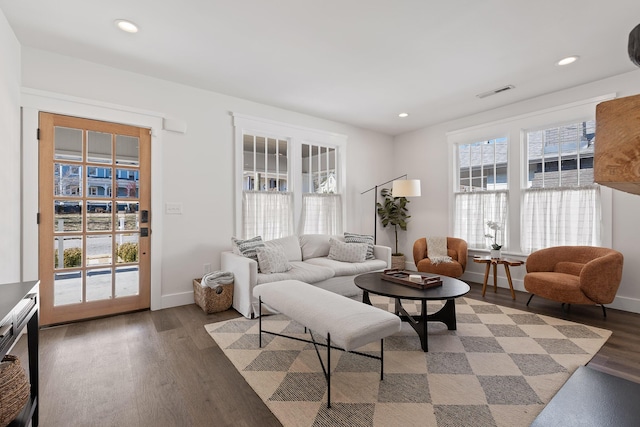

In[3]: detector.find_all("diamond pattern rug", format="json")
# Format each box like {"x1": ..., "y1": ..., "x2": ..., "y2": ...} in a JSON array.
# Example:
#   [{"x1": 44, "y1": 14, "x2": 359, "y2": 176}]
[{"x1": 205, "y1": 296, "x2": 611, "y2": 427}]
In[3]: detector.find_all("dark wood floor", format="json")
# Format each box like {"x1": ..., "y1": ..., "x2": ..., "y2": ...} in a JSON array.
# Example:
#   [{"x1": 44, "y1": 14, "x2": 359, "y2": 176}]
[{"x1": 11, "y1": 282, "x2": 640, "y2": 427}]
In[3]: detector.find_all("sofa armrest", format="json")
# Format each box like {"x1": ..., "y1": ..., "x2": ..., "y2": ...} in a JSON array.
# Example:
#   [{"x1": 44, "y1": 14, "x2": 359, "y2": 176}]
[
  {"x1": 221, "y1": 251, "x2": 258, "y2": 318},
  {"x1": 373, "y1": 244, "x2": 392, "y2": 268}
]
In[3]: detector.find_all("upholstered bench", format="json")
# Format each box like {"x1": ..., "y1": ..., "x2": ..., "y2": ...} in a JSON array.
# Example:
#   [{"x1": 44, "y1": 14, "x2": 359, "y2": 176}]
[{"x1": 253, "y1": 279, "x2": 401, "y2": 408}]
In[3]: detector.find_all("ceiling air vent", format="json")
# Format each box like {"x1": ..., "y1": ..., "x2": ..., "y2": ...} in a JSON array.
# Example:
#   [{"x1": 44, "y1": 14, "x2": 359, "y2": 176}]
[{"x1": 476, "y1": 85, "x2": 515, "y2": 99}]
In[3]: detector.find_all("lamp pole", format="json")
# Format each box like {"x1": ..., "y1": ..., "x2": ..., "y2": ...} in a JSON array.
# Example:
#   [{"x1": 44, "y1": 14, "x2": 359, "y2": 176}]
[{"x1": 360, "y1": 174, "x2": 408, "y2": 244}]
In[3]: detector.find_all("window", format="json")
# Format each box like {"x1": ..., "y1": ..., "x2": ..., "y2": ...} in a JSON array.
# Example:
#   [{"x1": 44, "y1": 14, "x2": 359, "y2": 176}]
[
  {"x1": 454, "y1": 138, "x2": 509, "y2": 249},
  {"x1": 522, "y1": 120, "x2": 600, "y2": 252},
  {"x1": 241, "y1": 134, "x2": 293, "y2": 240},
  {"x1": 299, "y1": 144, "x2": 342, "y2": 235},
  {"x1": 233, "y1": 114, "x2": 346, "y2": 240},
  {"x1": 449, "y1": 94, "x2": 612, "y2": 255}
]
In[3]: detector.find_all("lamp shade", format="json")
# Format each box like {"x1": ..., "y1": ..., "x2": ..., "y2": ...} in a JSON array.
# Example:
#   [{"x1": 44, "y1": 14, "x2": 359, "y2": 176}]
[{"x1": 392, "y1": 179, "x2": 421, "y2": 197}]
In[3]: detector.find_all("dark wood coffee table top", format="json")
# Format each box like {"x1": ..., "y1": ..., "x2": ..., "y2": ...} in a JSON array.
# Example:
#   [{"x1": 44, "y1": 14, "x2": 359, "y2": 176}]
[{"x1": 354, "y1": 272, "x2": 470, "y2": 301}]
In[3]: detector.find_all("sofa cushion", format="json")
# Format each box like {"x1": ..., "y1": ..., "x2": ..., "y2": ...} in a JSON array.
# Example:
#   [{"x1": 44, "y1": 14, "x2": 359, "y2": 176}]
[
  {"x1": 344, "y1": 232, "x2": 375, "y2": 260},
  {"x1": 305, "y1": 256, "x2": 388, "y2": 276},
  {"x1": 299, "y1": 234, "x2": 343, "y2": 260},
  {"x1": 256, "y1": 261, "x2": 335, "y2": 285},
  {"x1": 264, "y1": 235, "x2": 302, "y2": 262},
  {"x1": 523, "y1": 272, "x2": 593, "y2": 304},
  {"x1": 256, "y1": 246, "x2": 292, "y2": 274}
]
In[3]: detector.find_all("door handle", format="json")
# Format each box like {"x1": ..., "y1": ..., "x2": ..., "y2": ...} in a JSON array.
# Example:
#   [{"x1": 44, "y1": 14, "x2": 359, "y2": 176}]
[{"x1": 141, "y1": 228, "x2": 149, "y2": 237}]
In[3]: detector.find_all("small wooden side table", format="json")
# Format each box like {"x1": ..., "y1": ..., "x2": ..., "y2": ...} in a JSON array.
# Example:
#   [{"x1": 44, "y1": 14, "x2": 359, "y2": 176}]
[{"x1": 473, "y1": 256, "x2": 524, "y2": 300}]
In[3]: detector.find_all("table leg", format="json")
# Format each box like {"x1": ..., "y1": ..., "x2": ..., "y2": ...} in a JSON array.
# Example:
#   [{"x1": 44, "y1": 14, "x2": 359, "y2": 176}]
[
  {"x1": 362, "y1": 290, "x2": 371, "y2": 305},
  {"x1": 493, "y1": 263, "x2": 498, "y2": 293},
  {"x1": 504, "y1": 264, "x2": 516, "y2": 300},
  {"x1": 481, "y1": 263, "x2": 490, "y2": 297}
]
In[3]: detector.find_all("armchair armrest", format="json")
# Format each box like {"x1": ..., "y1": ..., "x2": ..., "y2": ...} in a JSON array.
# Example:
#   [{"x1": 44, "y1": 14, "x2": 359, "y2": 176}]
[
  {"x1": 447, "y1": 237, "x2": 468, "y2": 273},
  {"x1": 413, "y1": 238, "x2": 427, "y2": 265},
  {"x1": 221, "y1": 251, "x2": 258, "y2": 318},
  {"x1": 580, "y1": 251, "x2": 624, "y2": 304},
  {"x1": 373, "y1": 244, "x2": 392, "y2": 268}
]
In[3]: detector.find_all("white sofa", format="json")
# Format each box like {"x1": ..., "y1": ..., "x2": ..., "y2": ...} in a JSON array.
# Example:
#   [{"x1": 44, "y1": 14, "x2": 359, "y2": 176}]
[{"x1": 221, "y1": 234, "x2": 391, "y2": 318}]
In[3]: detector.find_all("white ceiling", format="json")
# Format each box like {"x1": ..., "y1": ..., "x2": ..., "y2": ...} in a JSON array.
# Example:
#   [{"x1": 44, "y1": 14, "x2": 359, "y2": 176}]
[{"x1": 2, "y1": 1, "x2": 639, "y2": 136}]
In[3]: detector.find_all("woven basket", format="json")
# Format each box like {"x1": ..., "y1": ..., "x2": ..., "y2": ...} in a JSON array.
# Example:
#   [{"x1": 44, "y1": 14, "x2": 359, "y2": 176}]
[
  {"x1": 193, "y1": 278, "x2": 234, "y2": 314},
  {"x1": 0, "y1": 355, "x2": 30, "y2": 427}
]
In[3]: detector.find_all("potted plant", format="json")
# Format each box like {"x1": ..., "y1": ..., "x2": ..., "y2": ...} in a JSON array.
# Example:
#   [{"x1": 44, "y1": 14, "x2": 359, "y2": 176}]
[
  {"x1": 376, "y1": 188, "x2": 411, "y2": 270},
  {"x1": 485, "y1": 221, "x2": 503, "y2": 258}
]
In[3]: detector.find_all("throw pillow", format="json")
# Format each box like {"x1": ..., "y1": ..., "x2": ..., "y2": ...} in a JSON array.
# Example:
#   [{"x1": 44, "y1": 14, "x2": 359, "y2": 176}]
[
  {"x1": 255, "y1": 247, "x2": 292, "y2": 274},
  {"x1": 328, "y1": 238, "x2": 367, "y2": 263},
  {"x1": 231, "y1": 236, "x2": 265, "y2": 262},
  {"x1": 344, "y1": 232, "x2": 375, "y2": 260}
]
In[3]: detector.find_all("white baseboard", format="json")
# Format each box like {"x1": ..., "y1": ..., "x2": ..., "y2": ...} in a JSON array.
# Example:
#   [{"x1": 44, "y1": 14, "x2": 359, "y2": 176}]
[
  {"x1": 608, "y1": 295, "x2": 640, "y2": 314},
  {"x1": 160, "y1": 290, "x2": 195, "y2": 310}
]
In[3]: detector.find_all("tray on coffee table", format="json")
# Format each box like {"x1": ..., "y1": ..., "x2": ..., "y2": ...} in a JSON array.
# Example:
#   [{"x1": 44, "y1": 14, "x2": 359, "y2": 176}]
[{"x1": 380, "y1": 269, "x2": 443, "y2": 289}]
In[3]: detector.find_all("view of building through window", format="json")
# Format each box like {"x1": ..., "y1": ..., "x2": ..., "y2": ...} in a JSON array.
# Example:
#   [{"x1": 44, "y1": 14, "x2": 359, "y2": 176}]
[
  {"x1": 526, "y1": 120, "x2": 596, "y2": 188},
  {"x1": 457, "y1": 137, "x2": 508, "y2": 192}
]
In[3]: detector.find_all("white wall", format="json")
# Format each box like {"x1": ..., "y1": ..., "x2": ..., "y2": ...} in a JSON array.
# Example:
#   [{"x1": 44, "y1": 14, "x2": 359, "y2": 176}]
[
  {"x1": 0, "y1": 10, "x2": 21, "y2": 284},
  {"x1": 19, "y1": 47, "x2": 394, "y2": 308},
  {"x1": 394, "y1": 69, "x2": 640, "y2": 313}
]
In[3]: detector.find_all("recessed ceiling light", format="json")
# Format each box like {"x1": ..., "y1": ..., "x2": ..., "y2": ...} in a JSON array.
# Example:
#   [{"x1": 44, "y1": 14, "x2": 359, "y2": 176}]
[
  {"x1": 557, "y1": 56, "x2": 579, "y2": 66},
  {"x1": 398, "y1": 113, "x2": 409, "y2": 118},
  {"x1": 115, "y1": 19, "x2": 139, "y2": 33}
]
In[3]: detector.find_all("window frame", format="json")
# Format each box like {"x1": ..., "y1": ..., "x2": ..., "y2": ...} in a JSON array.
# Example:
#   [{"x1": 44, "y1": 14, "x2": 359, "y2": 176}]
[{"x1": 232, "y1": 113, "x2": 347, "y2": 239}]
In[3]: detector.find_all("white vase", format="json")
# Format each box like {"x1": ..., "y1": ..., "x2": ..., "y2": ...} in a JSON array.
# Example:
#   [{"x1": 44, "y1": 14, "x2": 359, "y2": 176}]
[{"x1": 490, "y1": 249, "x2": 501, "y2": 259}]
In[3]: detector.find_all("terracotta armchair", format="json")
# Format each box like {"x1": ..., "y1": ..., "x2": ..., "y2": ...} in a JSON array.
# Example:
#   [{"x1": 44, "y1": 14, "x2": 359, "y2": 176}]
[
  {"x1": 413, "y1": 237, "x2": 468, "y2": 278},
  {"x1": 524, "y1": 246, "x2": 623, "y2": 317}
]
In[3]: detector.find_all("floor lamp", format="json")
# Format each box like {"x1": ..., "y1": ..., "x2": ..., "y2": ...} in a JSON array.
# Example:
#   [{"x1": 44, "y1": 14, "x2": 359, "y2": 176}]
[{"x1": 360, "y1": 175, "x2": 421, "y2": 244}]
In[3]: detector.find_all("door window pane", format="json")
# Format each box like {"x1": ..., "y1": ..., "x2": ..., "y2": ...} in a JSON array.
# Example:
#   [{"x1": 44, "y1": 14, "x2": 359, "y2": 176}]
[
  {"x1": 54, "y1": 163, "x2": 83, "y2": 196},
  {"x1": 54, "y1": 127, "x2": 83, "y2": 162},
  {"x1": 54, "y1": 200, "x2": 82, "y2": 232},
  {"x1": 116, "y1": 266, "x2": 139, "y2": 297},
  {"x1": 86, "y1": 268, "x2": 112, "y2": 302},
  {"x1": 86, "y1": 200, "x2": 113, "y2": 231},
  {"x1": 54, "y1": 270, "x2": 82, "y2": 306},
  {"x1": 116, "y1": 169, "x2": 139, "y2": 198},
  {"x1": 87, "y1": 131, "x2": 112, "y2": 164},
  {"x1": 116, "y1": 234, "x2": 139, "y2": 264},
  {"x1": 86, "y1": 234, "x2": 112, "y2": 266},
  {"x1": 53, "y1": 236, "x2": 82, "y2": 269},
  {"x1": 117, "y1": 208, "x2": 139, "y2": 231},
  {"x1": 116, "y1": 135, "x2": 139, "y2": 166},
  {"x1": 86, "y1": 167, "x2": 112, "y2": 198}
]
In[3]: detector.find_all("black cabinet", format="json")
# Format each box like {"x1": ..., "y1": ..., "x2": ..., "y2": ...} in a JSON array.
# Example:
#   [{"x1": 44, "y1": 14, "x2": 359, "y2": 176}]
[{"x1": 0, "y1": 281, "x2": 39, "y2": 427}]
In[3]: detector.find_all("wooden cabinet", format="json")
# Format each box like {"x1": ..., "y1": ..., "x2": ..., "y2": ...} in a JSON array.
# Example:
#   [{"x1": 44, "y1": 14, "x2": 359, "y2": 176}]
[{"x1": 0, "y1": 281, "x2": 39, "y2": 427}]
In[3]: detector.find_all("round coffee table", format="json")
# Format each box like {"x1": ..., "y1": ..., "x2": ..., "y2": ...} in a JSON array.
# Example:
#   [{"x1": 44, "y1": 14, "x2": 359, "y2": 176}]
[{"x1": 354, "y1": 272, "x2": 470, "y2": 352}]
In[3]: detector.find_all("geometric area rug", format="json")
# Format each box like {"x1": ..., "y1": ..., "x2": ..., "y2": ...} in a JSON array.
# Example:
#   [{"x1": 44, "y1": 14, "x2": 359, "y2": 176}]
[{"x1": 205, "y1": 295, "x2": 611, "y2": 427}]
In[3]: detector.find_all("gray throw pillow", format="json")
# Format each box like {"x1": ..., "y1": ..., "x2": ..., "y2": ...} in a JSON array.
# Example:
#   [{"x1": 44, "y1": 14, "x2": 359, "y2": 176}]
[
  {"x1": 255, "y1": 247, "x2": 292, "y2": 274},
  {"x1": 344, "y1": 232, "x2": 375, "y2": 260},
  {"x1": 231, "y1": 236, "x2": 265, "y2": 262},
  {"x1": 328, "y1": 238, "x2": 368, "y2": 263}
]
